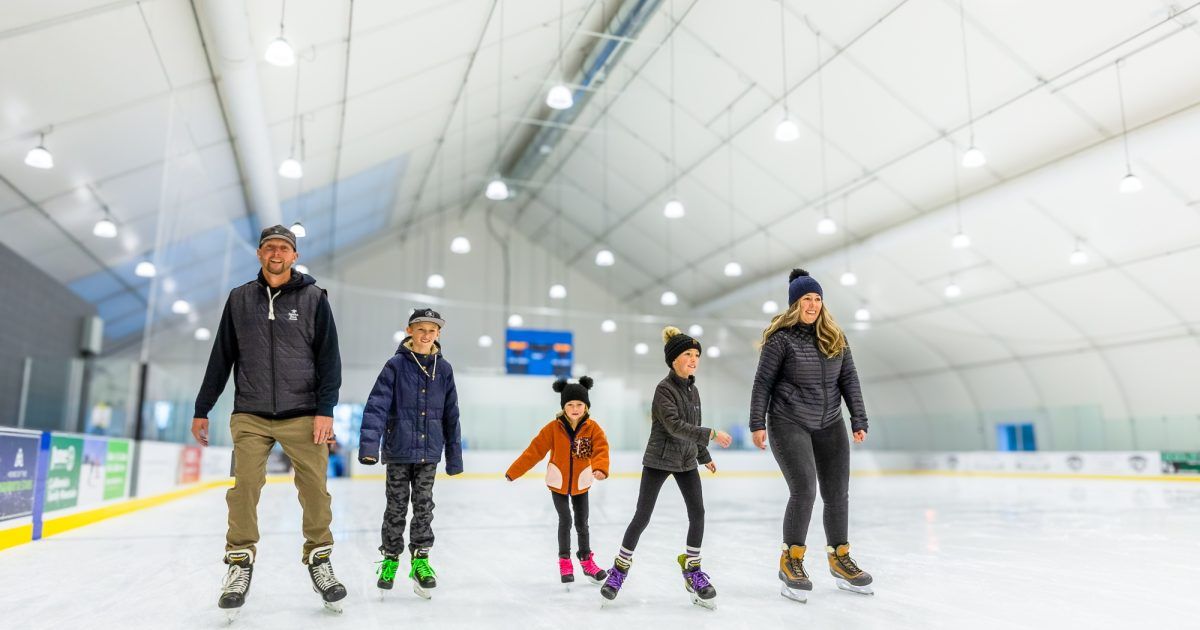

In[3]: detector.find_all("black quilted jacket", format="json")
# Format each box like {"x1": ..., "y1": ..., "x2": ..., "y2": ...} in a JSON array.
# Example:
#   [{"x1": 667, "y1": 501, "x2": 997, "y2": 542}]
[{"x1": 748, "y1": 323, "x2": 868, "y2": 434}]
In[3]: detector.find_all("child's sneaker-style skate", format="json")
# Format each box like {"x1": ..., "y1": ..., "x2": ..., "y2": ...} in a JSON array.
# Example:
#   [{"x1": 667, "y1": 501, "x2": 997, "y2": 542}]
[
  {"x1": 677, "y1": 554, "x2": 717, "y2": 610},
  {"x1": 827, "y1": 543, "x2": 874, "y2": 595},
  {"x1": 578, "y1": 552, "x2": 607, "y2": 584},
  {"x1": 778, "y1": 544, "x2": 812, "y2": 603},
  {"x1": 218, "y1": 549, "x2": 254, "y2": 621},
  {"x1": 599, "y1": 556, "x2": 630, "y2": 603},
  {"x1": 306, "y1": 546, "x2": 347, "y2": 613},
  {"x1": 410, "y1": 547, "x2": 437, "y2": 599},
  {"x1": 376, "y1": 554, "x2": 400, "y2": 592}
]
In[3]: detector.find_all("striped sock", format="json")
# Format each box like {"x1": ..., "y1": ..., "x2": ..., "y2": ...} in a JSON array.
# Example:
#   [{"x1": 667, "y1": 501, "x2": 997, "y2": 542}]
[
  {"x1": 684, "y1": 546, "x2": 701, "y2": 569},
  {"x1": 615, "y1": 547, "x2": 633, "y2": 571}
]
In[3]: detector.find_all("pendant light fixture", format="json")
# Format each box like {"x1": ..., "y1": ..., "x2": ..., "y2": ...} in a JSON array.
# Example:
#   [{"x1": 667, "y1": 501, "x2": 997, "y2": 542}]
[
  {"x1": 814, "y1": 31, "x2": 835, "y2": 236},
  {"x1": 950, "y1": 143, "x2": 971, "y2": 249},
  {"x1": 662, "y1": 0, "x2": 684, "y2": 219},
  {"x1": 774, "y1": 0, "x2": 800, "y2": 142},
  {"x1": 279, "y1": 63, "x2": 303, "y2": 179},
  {"x1": 24, "y1": 131, "x2": 54, "y2": 169},
  {"x1": 486, "y1": 1, "x2": 510, "y2": 200},
  {"x1": 264, "y1": 1, "x2": 296, "y2": 67},
  {"x1": 1114, "y1": 59, "x2": 1142, "y2": 193},
  {"x1": 839, "y1": 195, "x2": 857, "y2": 285},
  {"x1": 958, "y1": 0, "x2": 986, "y2": 168},
  {"x1": 545, "y1": 0, "x2": 574, "y2": 110},
  {"x1": 724, "y1": 108, "x2": 742, "y2": 277}
]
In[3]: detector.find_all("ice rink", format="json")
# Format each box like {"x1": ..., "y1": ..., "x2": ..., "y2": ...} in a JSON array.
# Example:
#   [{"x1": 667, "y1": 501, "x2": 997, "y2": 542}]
[{"x1": 2, "y1": 453, "x2": 1196, "y2": 630}]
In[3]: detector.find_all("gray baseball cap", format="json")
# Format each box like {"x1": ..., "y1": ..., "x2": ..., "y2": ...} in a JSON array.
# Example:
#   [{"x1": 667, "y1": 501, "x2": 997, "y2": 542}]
[
  {"x1": 259, "y1": 224, "x2": 297, "y2": 249},
  {"x1": 408, "y1": 308, "x2": 445, "y2": 328}
]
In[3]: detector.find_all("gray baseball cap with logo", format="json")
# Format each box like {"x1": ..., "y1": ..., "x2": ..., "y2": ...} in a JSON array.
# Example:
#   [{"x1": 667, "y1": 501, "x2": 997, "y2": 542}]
[
  {"x1": 408, "y1": 308, "x2": 445, "y2": 328},
  {"x1": 259, "y1": 224, "x2": 297, "y2": 250}
]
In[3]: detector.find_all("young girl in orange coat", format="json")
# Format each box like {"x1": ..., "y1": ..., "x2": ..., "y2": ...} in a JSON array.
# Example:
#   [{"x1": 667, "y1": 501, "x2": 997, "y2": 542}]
[{"x1": 506, "y1": 376, "x2": 610, "y2": 586}]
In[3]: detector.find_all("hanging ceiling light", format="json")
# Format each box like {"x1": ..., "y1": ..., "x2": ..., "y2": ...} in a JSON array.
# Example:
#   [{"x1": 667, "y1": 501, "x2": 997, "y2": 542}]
[
  {"x1": 855, "y1": 306, "x2": 871, "y2": 322},
  {"x1": 171, "y1": 299, "x2": 191, "y2": 314},
  {"x1": 840, "y1": 271, "x2": 858, "y2": 286},
  {"x1": 663, "y1": 199, "x2": 685, "y2": 219},
  {"x1": 816, "y1": 217, "x2": 837, "y2": 235},
  {"x1": 24, "y1": 132, "x2": 54, "y2": 169},
  {"x1": 194, "y1": 327, "x2": 212, "y2": 341},
  {"x1": 594, "y1": 249, "x2": 615, "y2": 267},
  {"x1": 944, "y1": 281, "x2": 962, "y2": 299},
  {"x1": 774, "y1": 118, "x2": 800, "y2": 143},
  {"x1": 393, "y1": 330, "x2": 405, "y2": 344},
  {"x1": 634, "y1": 342, "x2": 649, "y2": 355},
  {"x1": 93, "y1": 215, "x2": 118, "y2": 239},
  {"x1": 265, "y1": 37, "x2": 295, "y2": 66},
  {"x1": 1069, "y1": 245, "x2": 1089, "y2": 266},
  {"x1": 134, "y1": 261, "x2": 156, "y2": 278},
  {"x1": 762, "y1": 300, "x2": 779, "y2": 315},
  {"x1": 957, "y1": 0, "x2": 985, "y2": 169},
  {"x1": 723, "y1": 261, "x2": 742, "y2": 277},
  {"x1": 278, "y1": 157, "x2": 303, "y2": 179},
  {"x1": 426, "y1": 273, "x2": 445, "y2": 289},
  {"x1": 688, "y1": 324, "x2": 704, "y2": 337},
  {"x1": 450, "y1": 236, "x2": 472, "y2": 254},
  {"x1": 951, "y1": 231, "x2": 971, "y2": 249},
  {"x1": 478, "y1": 335, "x2": 494, "y2": 348},
  {"x1": 1118, "y1": 173, "x2": 1142, "y2": 194},
  {"x1": 660, "y1": 291, "x2": 678, "y2": 306},
  {"x1": 289, "y1": 221, "x2": 306, "y2": 238},
  {"x1": 507, "y1": 313, "x2": 524, "y2": 328},
  {"x1": 546, "y1": 84, "x2": 574, "y2": 110},
  {"x1": 549, "y1": 284, "x2": 567, "y2": 300},
  {"x1": 706, "y1": 346, "x2": 721, "y2": 358},
  {"x1": 601, "y1": 319, "x2": 617, "y2": 333},
  {"x1": 485, "y1": 177, "x2": 510, "y2": 200},
  {"x1": 1113, "y1": 59, "x2": 1142, "y2": 195},
  {"x1": 264, "y1": 1, "x2": 295, "y2": 66},
  {"x1": 293, "y1": 264, "x2": 309, "y2": 274}
]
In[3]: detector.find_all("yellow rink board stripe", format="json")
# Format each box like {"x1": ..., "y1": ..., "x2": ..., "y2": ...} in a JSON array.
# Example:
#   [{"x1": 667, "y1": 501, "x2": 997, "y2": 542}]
[
  {"x1": 0, "y1": 475, "x2": 293, "y2": 552},
  {"x1": 353, "y1": 469, "x2": 1200, "y2": 483}
]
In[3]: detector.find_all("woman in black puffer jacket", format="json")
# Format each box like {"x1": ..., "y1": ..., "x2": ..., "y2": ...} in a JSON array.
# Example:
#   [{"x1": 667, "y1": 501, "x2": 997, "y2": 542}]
[{"x1": 749, "y1": 269, "x2": 874, "y2": 603}]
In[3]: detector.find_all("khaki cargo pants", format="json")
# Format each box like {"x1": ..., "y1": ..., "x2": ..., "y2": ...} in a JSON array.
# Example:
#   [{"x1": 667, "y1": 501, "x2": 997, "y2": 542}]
[{"x1": 225, "y1": 413, "x2": 333, "y2": 563}]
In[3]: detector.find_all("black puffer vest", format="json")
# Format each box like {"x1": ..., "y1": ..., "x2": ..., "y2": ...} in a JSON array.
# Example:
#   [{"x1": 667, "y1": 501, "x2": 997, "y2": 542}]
[{"x1": 228, "y1": 273, "x2": 325, "y2": 415}]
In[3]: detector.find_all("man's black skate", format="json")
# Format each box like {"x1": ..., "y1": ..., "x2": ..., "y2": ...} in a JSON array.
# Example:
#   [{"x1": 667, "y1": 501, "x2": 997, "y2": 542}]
[
  {"x1": 219, "y1": 549, "x2": 254, "y2": 621},
  {"x1": 306, "y1": 546, "x2": 347, "y2": 612}
]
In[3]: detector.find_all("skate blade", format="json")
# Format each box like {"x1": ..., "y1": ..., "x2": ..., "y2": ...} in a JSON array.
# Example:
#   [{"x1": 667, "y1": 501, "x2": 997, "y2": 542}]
[
  {"x1": 223, "y1": 609, "x2": 240, "y2": 624},
  {"x1": 585, "y1": 574, "x2": 606, "y2": 586},
  {"x1": 323, "y1": 601, "x2": 343, "y2": 614},
  {"x1": 780, "y1": 583, "x2": 809, "y2": 603},
  {"x1": 689, "y1": 592, "x2": 716, "y2": 610},
  {"x1": 412, "y1": 581, "x2": 432, "y2": 600},
  {"x1": 835, "y1": 579, "x2": 874, "y2": 595}
]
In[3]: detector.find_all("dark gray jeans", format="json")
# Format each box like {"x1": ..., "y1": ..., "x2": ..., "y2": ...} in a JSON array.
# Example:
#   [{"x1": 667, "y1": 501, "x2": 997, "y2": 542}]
[{"x1": 768, "y1": 419, "x2": 850, "y2": 547}]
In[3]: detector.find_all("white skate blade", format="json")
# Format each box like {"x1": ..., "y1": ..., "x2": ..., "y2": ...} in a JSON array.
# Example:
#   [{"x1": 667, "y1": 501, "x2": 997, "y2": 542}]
[
  {"x1": 689, "y1": 592, "x2": 716, "y2": 610},
  {"x1": 322, "y1": 601, "x2": 343, "y2": 614},
  {"x1": 835, "y1": 579, "x2": 874, "y2": 595},
  {"x1": 780, "y1": 583, "x2": 809, "y2": 603},
  {"x1": 223, "y1": 609, "x2": 240, "y2": 624},
  {"x1": 412, "y1": 579, "x2": 432, "y2": 600}
]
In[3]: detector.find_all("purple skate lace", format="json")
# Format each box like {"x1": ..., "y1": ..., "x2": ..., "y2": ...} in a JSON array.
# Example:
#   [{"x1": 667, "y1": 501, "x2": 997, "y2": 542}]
[
  {"x1": 604, "y1": 566, "x2": 627, "y2": 590},
  {"x1": 684, "y1": 568, "x2": 712, "y2": 592}
]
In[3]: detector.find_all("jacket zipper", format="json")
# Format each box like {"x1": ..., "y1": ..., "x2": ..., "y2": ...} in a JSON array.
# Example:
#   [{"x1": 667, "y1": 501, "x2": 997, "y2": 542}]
[
  {"x1": 817, "y1": 340, "x2": 828, "y2": 424},
  {"x1": 269, "y1": 290, "x2": 278, "y2": 413}
]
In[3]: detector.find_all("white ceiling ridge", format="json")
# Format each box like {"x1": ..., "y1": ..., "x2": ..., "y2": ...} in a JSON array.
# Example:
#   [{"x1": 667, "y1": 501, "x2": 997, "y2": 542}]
[
  {"x1": 0, "y1": 0, "x2": 148, "y2": 41},
  {"x1": 691, "y1": 90, "x2": 1200, "y2": 315},
  {"x1": 196, "y1": 0, "x2": 282, "y2": 230}
]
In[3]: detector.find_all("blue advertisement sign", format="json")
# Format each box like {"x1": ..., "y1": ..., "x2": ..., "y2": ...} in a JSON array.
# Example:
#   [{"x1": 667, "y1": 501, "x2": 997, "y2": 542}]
[
  {"x1": 505, "y1": 328, "x2": 573, "y2": 377},
  {"x1": 0, "y1": 430, "x2": 42, "y2": 521}
]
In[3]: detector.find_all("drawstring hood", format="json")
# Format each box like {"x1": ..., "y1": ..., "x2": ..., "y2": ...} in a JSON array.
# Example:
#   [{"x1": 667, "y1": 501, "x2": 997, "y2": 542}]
[
  {"x1": 266, "y1": 286, "x2": 279, "y2": 320},
  {"x1": 256, "y1": 269, "x2": 315, "y2": 321}
]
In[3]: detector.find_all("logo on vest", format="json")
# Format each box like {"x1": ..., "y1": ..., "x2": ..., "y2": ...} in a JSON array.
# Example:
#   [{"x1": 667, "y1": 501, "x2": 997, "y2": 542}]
[{"x1": 287, "y1": 308, "x2": 299, "y2": 321}]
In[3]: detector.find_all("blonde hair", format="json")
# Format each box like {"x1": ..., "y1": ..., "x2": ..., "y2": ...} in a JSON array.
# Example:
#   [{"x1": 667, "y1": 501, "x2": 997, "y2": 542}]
[{"x1": 758, "y1": 299, "x2": 847, "y2": 358}]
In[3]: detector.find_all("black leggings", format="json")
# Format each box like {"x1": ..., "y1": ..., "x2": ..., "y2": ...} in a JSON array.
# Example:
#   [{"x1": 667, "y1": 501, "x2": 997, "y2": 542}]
[
  {"x1": 551, "y1": 491, "x2": 590, "y2": 558},
  {"x1": 769, "y1": 419, "x2": 850, "y2": 547},
  {"x1": 620, "y1": 466, "x2": 705, "y2": 551}
]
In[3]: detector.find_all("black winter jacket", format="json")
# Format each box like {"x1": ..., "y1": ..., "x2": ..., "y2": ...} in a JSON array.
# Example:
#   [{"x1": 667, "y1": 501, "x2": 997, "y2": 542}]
[
  {"x1": 194, "y1": 270, "x2": 341, "y2": 419},
  {"x1": 642, "y1": 371, "x2": 713, "y2": 472},
  {"x1": 748, "y1": 323, "x2": 867, "y2": 434}
]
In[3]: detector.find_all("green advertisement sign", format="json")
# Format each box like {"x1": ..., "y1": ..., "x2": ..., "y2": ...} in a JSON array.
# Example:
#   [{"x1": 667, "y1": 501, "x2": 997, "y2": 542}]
[
  {"x1": 1162, "y1": 451, "x2": 1200, "y2": 473},
  {"x1": 103, "y1": 439, "x2": 130, "y2": 500},
  {"x1": 45, "y1": 435, "x2": 83, "y2": 512}
]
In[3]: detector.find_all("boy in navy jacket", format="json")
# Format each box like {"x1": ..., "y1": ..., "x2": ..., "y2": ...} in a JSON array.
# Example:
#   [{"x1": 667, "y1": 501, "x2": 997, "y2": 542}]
[{"x1": 358, "y1": 308, "x2": 462, "y2": 598}]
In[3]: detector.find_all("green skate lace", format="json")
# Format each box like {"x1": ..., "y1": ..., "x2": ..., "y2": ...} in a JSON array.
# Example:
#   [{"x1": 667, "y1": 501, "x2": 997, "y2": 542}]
[
  {"x1": 410, "y1": 557, "x2": 436, "y2": 580},
  {"x1": 377, "y1": 558, "x2": 399, "y2": 581}
]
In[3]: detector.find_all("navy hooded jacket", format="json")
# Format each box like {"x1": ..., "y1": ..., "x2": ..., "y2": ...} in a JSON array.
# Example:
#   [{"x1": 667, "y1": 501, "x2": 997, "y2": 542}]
[{"x1": 358, "y1": 338, "x2": 463, "y2": 474}]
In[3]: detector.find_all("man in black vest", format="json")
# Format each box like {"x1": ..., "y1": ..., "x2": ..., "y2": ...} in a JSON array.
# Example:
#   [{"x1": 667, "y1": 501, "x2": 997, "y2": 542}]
[{"x1": 190, "y1": 224, "x2": 347, "y2": 615}]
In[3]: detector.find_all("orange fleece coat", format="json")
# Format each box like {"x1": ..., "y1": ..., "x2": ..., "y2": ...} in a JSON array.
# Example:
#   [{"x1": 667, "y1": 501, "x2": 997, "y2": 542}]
[{"x1": 506, "y1": 416, "x2": 610, "y2": 496}]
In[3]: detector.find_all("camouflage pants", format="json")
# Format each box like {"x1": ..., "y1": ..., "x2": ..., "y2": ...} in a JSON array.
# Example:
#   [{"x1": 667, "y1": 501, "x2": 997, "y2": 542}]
[{"x1": 380, "y1": 462, "x2": 438, "y2": 556}]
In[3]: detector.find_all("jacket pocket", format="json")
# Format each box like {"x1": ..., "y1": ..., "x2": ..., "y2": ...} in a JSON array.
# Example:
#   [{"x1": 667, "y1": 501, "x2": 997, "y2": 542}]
[
  {"x1": 546, "y1": 462, "x2": 563, "y2": 490},
  {"x1": 576, "y1": 465, "x2": 593, "y2": 492}
]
